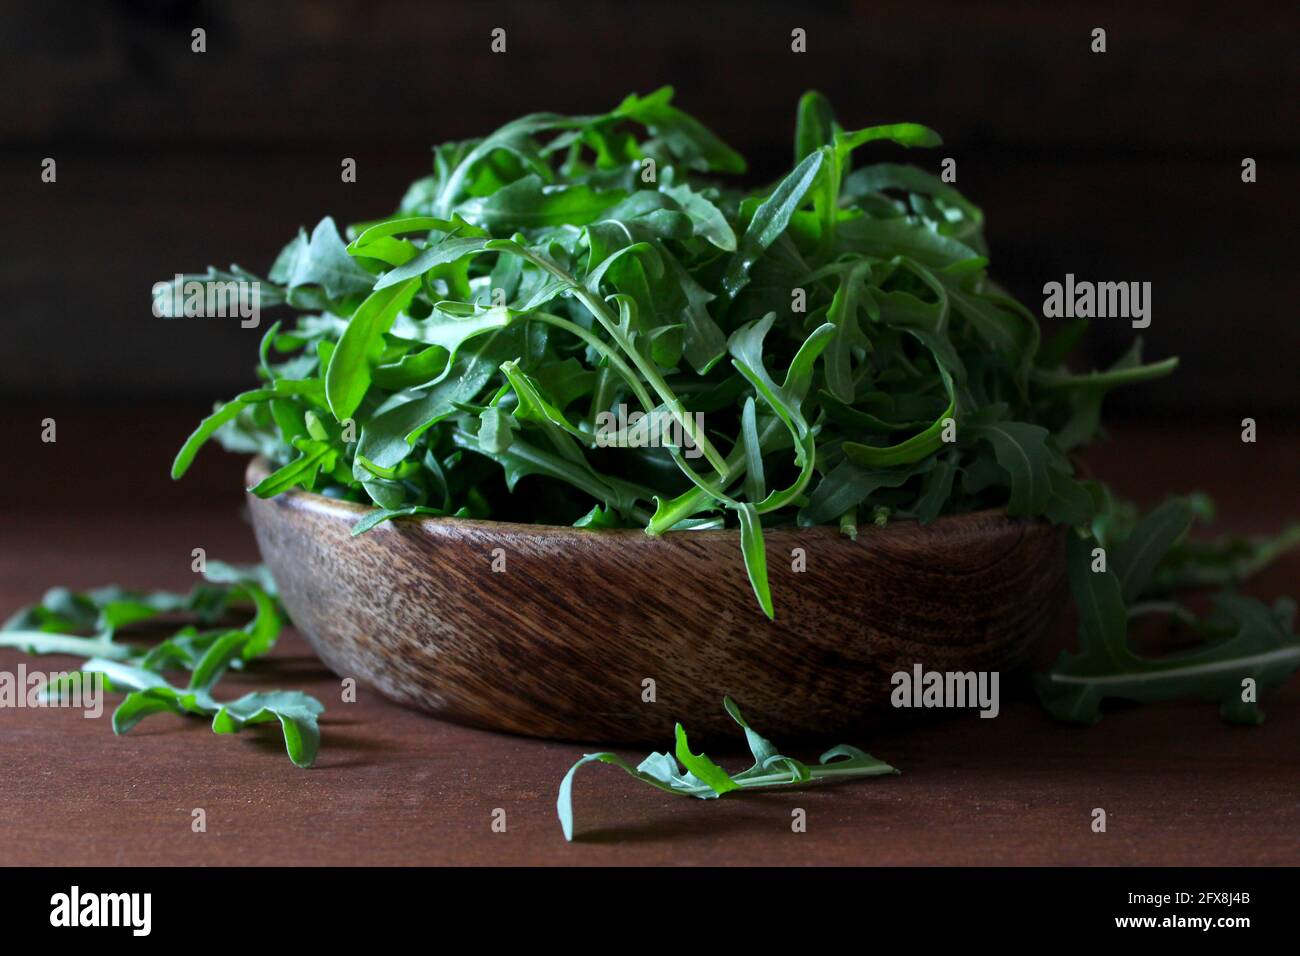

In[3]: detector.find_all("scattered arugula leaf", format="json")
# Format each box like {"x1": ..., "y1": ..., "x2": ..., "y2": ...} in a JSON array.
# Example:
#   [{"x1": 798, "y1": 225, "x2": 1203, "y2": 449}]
[
  {"x1": 87, "y1": 648, "x2": 323, "y2": 769},
  {"x1": 556, "y1": 696, "x2": 897, "y2": 840},
  {"x1": 1, "y1": 563, "x2": 324, "y2": 767},
  {"x1": 1038, "y1": 504, "x2": 1300, "y2": 724}
]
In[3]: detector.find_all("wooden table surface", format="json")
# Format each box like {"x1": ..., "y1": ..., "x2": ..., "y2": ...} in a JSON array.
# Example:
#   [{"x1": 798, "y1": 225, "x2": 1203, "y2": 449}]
[{"x1": 2, "y1": 411, "x2": 1297, "y2": 866}]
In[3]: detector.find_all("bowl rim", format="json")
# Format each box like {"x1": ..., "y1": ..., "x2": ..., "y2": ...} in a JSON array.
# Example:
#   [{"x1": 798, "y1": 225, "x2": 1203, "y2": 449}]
[{"x1": 245, "y1": 455, "x2": 1028, "y2": 540}]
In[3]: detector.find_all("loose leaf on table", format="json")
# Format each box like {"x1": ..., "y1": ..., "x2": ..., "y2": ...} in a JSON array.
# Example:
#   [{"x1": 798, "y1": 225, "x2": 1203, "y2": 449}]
[
  {"x1": 3, "y1": 565, "x2": 318, "y2": 767},
  {"x1": 1148, "y1": 522, "x2": 1300, "y2": 595},
  {"x1": 1037, "y1": 530, "x2": 1300, "y2": 724},
  {"x1": 84, "y1": 632, "x2": 324, "y2": 769},
  {"x1": 557, "y1": 697, "x2": 896, "y2": 841}
]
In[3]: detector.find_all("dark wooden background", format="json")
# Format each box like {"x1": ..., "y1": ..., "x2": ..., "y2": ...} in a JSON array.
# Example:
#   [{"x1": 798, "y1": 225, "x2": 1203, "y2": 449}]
[{"x1": 2, "y1": 0, "x2": 1297, "y2": 415}]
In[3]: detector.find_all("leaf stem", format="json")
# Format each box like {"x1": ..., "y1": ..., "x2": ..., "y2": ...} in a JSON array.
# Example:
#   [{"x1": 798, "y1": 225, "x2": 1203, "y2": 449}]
[{"x1": 502, "y1": 244, "x2": 729, "y2": 477}]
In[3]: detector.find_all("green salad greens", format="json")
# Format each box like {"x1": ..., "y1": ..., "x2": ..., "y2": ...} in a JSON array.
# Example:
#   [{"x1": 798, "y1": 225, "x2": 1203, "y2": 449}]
[
  {"x1": 169, "y1": 87, "x2": 1296, "y2": 718},
  {"x1": 4, "y1": 89, "x2": 1296, "y2": 786},
  {"x1": 167, "y1": 87, "x2": 1176, "y2": 614}
]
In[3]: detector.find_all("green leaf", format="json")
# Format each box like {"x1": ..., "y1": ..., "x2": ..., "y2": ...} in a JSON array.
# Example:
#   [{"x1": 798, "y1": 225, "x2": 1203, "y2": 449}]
[
  {"x1": 662, "y1": 251, "x2": 727, "y2": 374},
  {"x1": 325, "y1": 278, "x2": 420, "y2": 422},
  {"x1": 172, "y1": 379, "x2": 320, "y2": 479},
  {"x1": 433, "y1": 111, "x2": 596, "y2": 217},
  {"x1": 556, "y1": 752, "x2": 686, "y2": 841},
  {"x1": 1038, "y1": 529, "x2": 1300, "y2": 725},
  {"x1": 82, "y1": 653, "x2": 325, "y2": 768},
  {"x1": 794, "y1": 90, "x2": 836, "y2": 163},
  {"x1": 1034, "y1": 342, "x2": 1179, "y2": 450},
  {"x1": 823, "y1": 261, "x2": 872, "y2": 403},
  {"x1": 557, "y1": 698, "x2": 896, "y2": 841},
  {"x1": 662, "y1": 181, "x2": 736, "y2": 250},
  {"x1": 1150, "y1": 523, "x2": 1300, "y2": 594},
  {"x1": 285, "y1": 217, "x2": 376, "y2": 299},
  {"x1": 188, "y1": 629, "x2": 251, "y2": 692},
  {"x1": 354, "y1": 334, "x2": 508, "y2": 476},
  {"x1": 351, "y1": 505, "x2": 449, "y2": 535},
  {"x1": 458, "y1": 175, "x2": 627, "y2": 231},
  {"x1": 842, "y1": 162, "x2": 984, "y2": 242},
  {"x1": 915, "y1": 452, "x2": 957, "y2": 524},
  {"x1": 477, "y1": 405, "x2": 517, "y2": 454},
  {"x1": 736, "y1": 502, "x2": 774, "y2": 620},
  {"x1": 1111, "y1": 497, "x2": 1195, "y2": 604},
  {"x1": 373, "y1": 235, "x2": 490, "y2": 290},
  {"x1": 836, "y1": 216, "x2": 979, "y2": 269},
  {"x1": 152, "y1": 265, "x2": 285, "y2": 318},
  {"x1": 674, "y1": 723, "x2": 741, "y2": 794},
  {"x1": 722, "y1": 696, "x2": 806, "y2": 782},
  {"x1": 968, "y1": 421, "x2": 1054, "y2": 516},
  {"x1": 390, "y1": 305, "x2": 517, "y2": 384},
  {"x1": 0, "y1": 631, "x2": 136, "y2": 660},
  {"x1": 613, "y1": 86, "x2": 746, "y2": 173},
  {"x1": 800, "y1": 459, "x2": 927, "y2": 526},
  {"x1": 212, "y1": 691, "x2": 325, "y2": 769},
  {"x1": 247, "y1": 439, "x2": 335, "y2": 497},
  {"x1": 835, "y1": 122, "x2": 942, "y2": 153},
  {"x1": 739, "y1": 397, "x2": 765, "y2": 504},
  {"x1": 722, "y1": 149, "x2": 824, "y2": 300}
]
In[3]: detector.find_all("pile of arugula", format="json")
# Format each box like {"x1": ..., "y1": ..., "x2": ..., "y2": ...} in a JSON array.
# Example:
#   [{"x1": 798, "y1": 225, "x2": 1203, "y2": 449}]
[
  {"x1": 167, "y1": 88, "x2": 1183, "y2": 613},
  {"x1": 5, "y1": 90, "x2": 1296, "y2": 797},
  {"x1": 166, "y1": 87, "x2": 1296, "y2": 705},
  {"x1": 0, "y1": 563, "x2": 323, "y2": 768}
]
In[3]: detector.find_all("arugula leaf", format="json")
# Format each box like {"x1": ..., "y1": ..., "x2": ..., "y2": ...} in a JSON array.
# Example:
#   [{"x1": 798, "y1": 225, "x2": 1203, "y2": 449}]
[
  {"x1": 211, "y1": 691, "x2": 325, "y2": 768},
  {"x1": 721, "y1": 149, "x2": 824, "y2": 300},
  {"x1": 557, "y1": 697, "x2": 897, "y2": 840},
  {"x1": 325, "y1": 279, "x2": 421, "y2": 421},
  {"x1": 89, "y1": 649, "x2": 324, "y2": 769},
  {"x1": 673, "y1": 724, "x2": 741, "y2": 795},
  {"x1": 1038, "y1": 530, "x2": 1300, "y2": 724},
  {"x1": 612, "y1": 86, "x2": 746, "y2": 173},
  {"x1": 281, "y1": 217, "x2": 376, "y2": 300},
  {"x1": 3, "y1": 565, "x2": 322, "y2": 767},
  {"x1": 662, "y1": 180, "x2": 736, "y2": 251},
  {"x1": 794, "y1": 90, "x2": 836, "y2": 163},
  {"x1": 0, "y1": 631, "x2": 136, "y2": 660},
  {"x1": 1150, "y1": 523, "x2": 1300, "y2": 594},
  {"x1": 1111, "y1": 497, "x2": 1195, "y2": 604},
  {"x1": 458, "y1": 175, "x2": 627, "y2": 231},
  {"x1": 736, "y1": 502, "x2": 774, "y2": 620},
  {"x1": 153, "y1": 265, "x2": 285, "y2": 317}
]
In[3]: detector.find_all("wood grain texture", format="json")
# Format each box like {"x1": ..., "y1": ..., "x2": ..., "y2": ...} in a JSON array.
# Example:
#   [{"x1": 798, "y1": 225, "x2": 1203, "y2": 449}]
[
  {"x1": 246, "y1": 459, "x2": 1066, "y2": 743},
  {"x1": 5, "y1": 3, "x2": 1300, "y2": 414}
]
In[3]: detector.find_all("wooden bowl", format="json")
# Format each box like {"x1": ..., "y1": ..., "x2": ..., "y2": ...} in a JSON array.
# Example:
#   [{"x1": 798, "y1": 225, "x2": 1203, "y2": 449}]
[{"x1": 245, "y1": 458, "x2": 1067, "y2": 743}]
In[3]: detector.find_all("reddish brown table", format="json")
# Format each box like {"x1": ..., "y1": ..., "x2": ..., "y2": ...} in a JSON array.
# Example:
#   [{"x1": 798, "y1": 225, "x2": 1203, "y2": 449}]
[{"x1": 1, "y1": 411, "x2": 1296, "y2": 865}]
